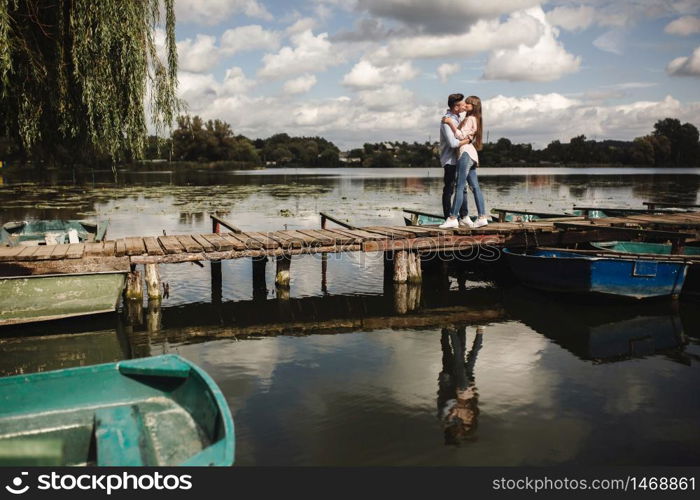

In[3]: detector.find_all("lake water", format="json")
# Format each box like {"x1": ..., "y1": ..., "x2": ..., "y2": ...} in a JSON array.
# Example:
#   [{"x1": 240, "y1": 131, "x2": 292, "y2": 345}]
[{"x1": 1, "y1": 166, "x2": 700, "y2": 465}]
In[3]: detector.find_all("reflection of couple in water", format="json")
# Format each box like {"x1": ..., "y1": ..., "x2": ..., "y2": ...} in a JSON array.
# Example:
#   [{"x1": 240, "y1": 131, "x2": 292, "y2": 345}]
[{"x1": 437, "y1": 325, "x2": 483, "y2": 445}]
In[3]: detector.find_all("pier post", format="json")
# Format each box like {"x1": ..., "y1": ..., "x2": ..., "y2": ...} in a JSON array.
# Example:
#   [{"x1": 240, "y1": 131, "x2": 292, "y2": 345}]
[
  {"x1": 211, "y1": 261, "x2": 222, "y2": 304},
  {"x1": 407, "y1": 252, "x2": 422, "y2": 284},
  {"x1": 146, "y1": 298, "x2": 162, "y2": 333},
  {"x1": 275, "y1": 255, "x2": 291, "y2": 287},
  {"x1": 252, "y1": 256, "x2": 267, "y2": 300},
  {"x1": 384, "y1": 251, "x2": 394, "y2": 284},
  {"x1": 392, "y1": 283, "x2": 422, "y2": 314},
  {"x1": 124, "y1": 270, "x2": 143, "y2": 301},
  {"x1": 144, "y1": 264, "x2": 162, "y2": 300},
  {"x1": 393, "y1": 250, "x2": 408, "y2": 283},
  {"x1": 321, "y1": 252, "x2": 328, "y2": 295}
]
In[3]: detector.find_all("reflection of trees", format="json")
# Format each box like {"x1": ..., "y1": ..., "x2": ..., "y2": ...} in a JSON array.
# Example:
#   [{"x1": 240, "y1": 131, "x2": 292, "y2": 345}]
[{"x1": 631, "y1": 175, "x2": 700, "y2": 205}]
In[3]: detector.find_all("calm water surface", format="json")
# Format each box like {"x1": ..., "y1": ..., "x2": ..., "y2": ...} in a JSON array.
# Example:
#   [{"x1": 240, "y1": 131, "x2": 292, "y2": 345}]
[{"x1": 1, "y1": 167, "x2": 699, "y2": 465}]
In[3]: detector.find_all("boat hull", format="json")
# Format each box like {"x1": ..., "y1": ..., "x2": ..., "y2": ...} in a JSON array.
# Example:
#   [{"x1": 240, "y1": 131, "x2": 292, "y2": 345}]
[
  {"x1": 0, "y1": 355, "x2": 235, "y2": 466},
  {"x1": 503, "y1": 248, "x2": 688, "y2": 299},
  {"x1": 0, "y1": 273, "x2": 126, "y2": 326}
]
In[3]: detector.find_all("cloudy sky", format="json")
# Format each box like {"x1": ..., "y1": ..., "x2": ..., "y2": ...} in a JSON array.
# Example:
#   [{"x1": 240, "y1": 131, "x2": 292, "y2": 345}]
[{"x1": 164, "y1": 0, "x2": 700, "y2": 149}]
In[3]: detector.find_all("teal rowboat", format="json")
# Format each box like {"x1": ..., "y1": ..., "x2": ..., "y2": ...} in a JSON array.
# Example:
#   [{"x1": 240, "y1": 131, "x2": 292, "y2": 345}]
[
  {"x1": 0, "y1": 355, "x2": 235, "y2": 466},
  {"x1": 1, "y1": 220, "x2": 108, "y2": 246},
  {"x1": 591, "y1": 241, "x2": 700, "y2": 256},
  {"x1": 0, "y1": 272, "x2": 126, "y2": 326}
]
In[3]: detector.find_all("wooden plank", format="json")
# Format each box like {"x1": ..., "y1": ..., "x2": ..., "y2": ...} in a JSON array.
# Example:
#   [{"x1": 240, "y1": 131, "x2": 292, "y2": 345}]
[
  {"x1": 158, "y1": 235, "x2": 185, "y2": 254},
  {"x1": 101, "y1": 241, "x2": 116, "y2": 257},
  {"x1": 267, "y1": 231, "x2": 303, "y2": 249},
  {"x1": 327, "y1": 227, "x2": 390, "y2": 241},
  {"x1": 14, "y1": 245, "x2": 41, "y2": 261},
  {"x1": 210, "y1": 214, "x2": 242, "y2": 234},
  {"x1": 296, "y1": 229, "x2": 336, "y2": 246},
  {"x1": 368, "y1": 226, "x2": 423, "y2": 238},
  {"x1": 175, "y1": 235, "x2": 204, "y2": 253},
  {"x1": 322, "y1": 229, "x2": 362, "y2": 244},
  {"x1": 0, "y1": 256, "x2": 130, "y2": 277},
  {"x1": 124, "y1": 237, "x2": 146, "y2": 256},
  {"x1": 115, "y1": 239, "x2": 127, "y2": 257},
  {"x1": 276, "y1": 230, "x2": 319, "y2": 247},
  {"x1": 66, "y1": 244, "x2": 85, "y2": 259},
  {"x1": 0, "y1": 246, "x2": 26, "y2": 261},
  {"x1": 191, "y1": 234, "x2": 215, "y2": 252},
  {"x1": 241, "y1": 231, "x2": 280, "y2": 250},
  {"x1": 143, "y1": 237, "x2": 165, "y2": 256},
  {"x1": 362, "y1": 226, "x2": 419, "y2": 239},
  {"x1": 31, "y1": 244, "x2": 57, "y2": 261},
  {"x1": 399, "y1": 225, "x2": 449, "y2": 237},
  {"x1": 229, "y1": 232, "x2": 262, "y2": 250},
  {"x1": 201, "y1": 233, "x2": 234, "y2": 251},
  {"x1": 84, "y1": 242, "x2": 105, "y2": 257},
  {"x1": 49, "y1": 244, "x2": 70, "y2": 260},
  {"x1": 218, "y1": 233, "x2": 247, "y2": 251}
]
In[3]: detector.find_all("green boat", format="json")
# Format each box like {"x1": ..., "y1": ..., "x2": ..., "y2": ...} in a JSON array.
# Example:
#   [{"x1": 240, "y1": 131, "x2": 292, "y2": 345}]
[
  {"x1": 0, "y1": 272, "x2": 126, "y2": 326},
  {"x1": 1, "y1": 219, "x2": 108, "y2": 246},
  {"x1": 591, "y1": 241, "x2": 700, "y2": 256},
  {"x1": 0, "y1": 355, "x2": 235, "y2": 466}
]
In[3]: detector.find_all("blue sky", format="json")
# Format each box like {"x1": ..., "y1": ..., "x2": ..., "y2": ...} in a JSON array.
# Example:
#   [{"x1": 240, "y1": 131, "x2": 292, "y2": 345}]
[{"x1": 162, "y1": 0, "x2": 700, "y2": 149}]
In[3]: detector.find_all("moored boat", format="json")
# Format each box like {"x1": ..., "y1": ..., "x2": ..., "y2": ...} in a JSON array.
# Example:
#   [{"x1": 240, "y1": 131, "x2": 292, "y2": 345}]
[
  {"x1": 1, "y1": 220, "x2": 108, "y2": 246},
  {"x1": 591, "y1": 241, "x2": 700, "y2": 256},
  {"x1": 503, "y1": 247, "x2": 689, "y2": 299},
  {"x1": 0, "y1": 354, "x2": 235, "y2": 466}
]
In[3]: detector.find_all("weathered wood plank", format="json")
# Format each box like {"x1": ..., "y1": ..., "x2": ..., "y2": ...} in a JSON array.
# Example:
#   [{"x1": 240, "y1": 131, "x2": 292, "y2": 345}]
[
  {"x1": 228, "y1": 232, "x2": 262, "y2": 249},
  {"x1": 267, "y1": 231, "x2": 303, "y2": 249},
  {"x1": 14, "y1": 245, "x2": 41, "y2": 261},
  {"x1": 124, "y1": 237, "x2": 146, "y2": 256},
  {"x1": 219, "y1": 233, "x2": 248, "y2": 251},
  {"x1": 277, "y1": 230, "x2": 318, "y2": 247},
  {"x1": 31, "y1": 244, "x2": 57, "y2": 261},
  {"x1": 101, "y1": 241, "x2": 116, "y2": 257},
  {"x1": 158, "y1": 236, "x2": 185, "y2": 254},
  {"x1": 84, "y1": 242, "x2": 105, "y2": 257},
  {"x1": 322, "y1": 229, "x2": 363, "y2": 244},
  {"x1": 201, "y1": 233, "x2": 234, "y2": 251},
  {"x1": 241, "y1": 231, "x2": 280, "y2": 250},
  {"x1": 115, "y1": 239, "x2": 127, "y2": 257},
  {"x1": 296, "y1": 229, "x2": 335, "y2": 246},
  {"x1": 191, "y1": 234, "x2": 215, "y2": 252},
  {"x1": 0, "y1": 257, "x2": 130, "y2": 277},
  {"x1": 175, "y1": 234, "x2": 205, "y2": 253},
  {"x1": 66, "y1": 244, "x2": 85, "y2": 259},
  {"x1": 362, "y1": 227, "x2": 417, "y2": 239},
  {"x1": 49, "y1": 244, "x2": 71, "y2": 260},
  {"x1": 0, "y1": 246, "x2": 26, "y2": 261},
  {"x1": 326, "y1": 227, "x2": 390, "y2": 241},
  {"x1": 143, "y1": 237, "x2": 165, "y2": 256}
]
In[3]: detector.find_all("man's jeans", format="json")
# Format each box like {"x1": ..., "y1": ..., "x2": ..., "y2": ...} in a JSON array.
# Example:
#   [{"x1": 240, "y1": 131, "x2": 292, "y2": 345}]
[{"x1": 442, "y1": 164, "x2": 468, "y2": 219}]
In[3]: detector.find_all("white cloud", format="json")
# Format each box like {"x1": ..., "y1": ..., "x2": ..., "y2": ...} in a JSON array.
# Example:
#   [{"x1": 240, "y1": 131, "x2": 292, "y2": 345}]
[
  {"x1": 175, "y1": 0, "x2": 272, "y2": 25},
  {"x1": 437, "y1": 63, "x2": 460, "y2": 83},
  {"x1": 483, "y1": 8, "x2": 581, "y2": 82},
  {"x1": 382, "y1": 12, "x2": 544, "y2": 59},
  {"x1": 258, "y1": 30, "x2": 339, "y2": 79},
  {"x1": 342, "y1": 60, "x2": 419, "y2": 89},
  {"x1": 356, "y1": 84, "x2": 414, "y2": 111},
  {"x1": 283, "y1": 74, "x2": 318, "y2": 95},
  {"x1": 177, "y1": 35, "x2": 219, "y2": 73},
  {"x1": 546, "y1": 5, "x2": 596, "y2": 31},
  {"x1": 667, "y1": 46, "x2": 700, "y2": 77},
  {"x1": 593, "y1": 30, "x2": 626, "y2": 55},
  {"x1": 356, "y1": 0, "x2": 542, "y2": 33},
  {"x1": 286, "y1": 18, "x2": 318, "y2": 35},
  {"x1": 222, "y1": 67, "x2": 256, "y2": 94},
  {"x1": 220, "y1": 25, "x2": 280, "y2": 55},
  {"x1": 665, "y1": 16, "x2": 700, "y2": 36}
]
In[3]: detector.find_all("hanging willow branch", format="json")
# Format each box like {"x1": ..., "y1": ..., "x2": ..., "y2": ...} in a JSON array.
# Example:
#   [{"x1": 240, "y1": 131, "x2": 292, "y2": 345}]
[{"x1": 0, "y1": 0, "x2": 178, "y2": 164}]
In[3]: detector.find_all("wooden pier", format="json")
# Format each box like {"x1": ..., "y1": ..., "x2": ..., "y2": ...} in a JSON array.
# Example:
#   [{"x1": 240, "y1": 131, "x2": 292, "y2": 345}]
[{"x1": 2, "y1": 210, "x2": 700, "y2": 297}]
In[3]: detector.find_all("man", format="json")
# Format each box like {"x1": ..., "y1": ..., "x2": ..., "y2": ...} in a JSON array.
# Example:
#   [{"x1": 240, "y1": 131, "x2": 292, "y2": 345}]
[{"x1": 439, "y1": 93, "x2": 471, "y2": 220}]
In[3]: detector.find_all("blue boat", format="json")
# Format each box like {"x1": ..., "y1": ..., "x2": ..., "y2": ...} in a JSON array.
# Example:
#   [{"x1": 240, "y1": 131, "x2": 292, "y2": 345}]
[
  {"x1": 0, "y1": 355, "x2": 235, "y2": 466},
  {"x1": 502, "y1": 248, "x2": 689, "y2": 299}
]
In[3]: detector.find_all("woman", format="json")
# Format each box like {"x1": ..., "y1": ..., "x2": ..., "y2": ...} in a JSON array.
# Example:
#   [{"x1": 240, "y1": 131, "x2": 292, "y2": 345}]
[{"x1": 439, "y1": 95, "x2": 487, "y2": 229}]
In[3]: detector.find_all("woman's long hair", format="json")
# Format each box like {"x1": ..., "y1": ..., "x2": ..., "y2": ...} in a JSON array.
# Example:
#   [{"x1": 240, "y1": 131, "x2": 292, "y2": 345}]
[{"x1": 465, "y1": 95, "x2": 483, "y2": 151}]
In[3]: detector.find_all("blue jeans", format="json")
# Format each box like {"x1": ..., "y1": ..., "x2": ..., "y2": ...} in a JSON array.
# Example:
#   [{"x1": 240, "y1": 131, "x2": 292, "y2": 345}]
[{"x1": 450, "y1": 154, "x2": 485, "y2": 218}]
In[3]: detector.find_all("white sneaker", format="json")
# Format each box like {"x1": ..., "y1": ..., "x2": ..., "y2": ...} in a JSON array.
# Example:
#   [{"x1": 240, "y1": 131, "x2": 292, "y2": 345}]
[
  {"x1": 439, "y1": 217, "x2": 459, "y2": 229},
  {"x1": 459, "y1": 217, "x2": 476, "y2": 228},
  {"x1": 473, "y1": 217, "x2": 489, "y2": 228}
]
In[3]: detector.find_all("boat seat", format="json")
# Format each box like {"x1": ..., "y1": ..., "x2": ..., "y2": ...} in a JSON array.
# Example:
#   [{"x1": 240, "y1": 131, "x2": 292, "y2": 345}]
[{"x1": 94, "y1": 405, "x2": 147, "y2": 466}]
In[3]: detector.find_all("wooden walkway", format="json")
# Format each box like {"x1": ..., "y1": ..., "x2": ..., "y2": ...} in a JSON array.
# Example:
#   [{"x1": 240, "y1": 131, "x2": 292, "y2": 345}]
[{"x1": 2, "y1": 211, "x2": 700, "y2": 273}]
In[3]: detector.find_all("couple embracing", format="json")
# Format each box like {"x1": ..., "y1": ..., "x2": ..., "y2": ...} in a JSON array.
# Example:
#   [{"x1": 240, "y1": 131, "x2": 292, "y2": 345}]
[{"x1": 438, "y1": 93, "x2": 487, "y2": 229}]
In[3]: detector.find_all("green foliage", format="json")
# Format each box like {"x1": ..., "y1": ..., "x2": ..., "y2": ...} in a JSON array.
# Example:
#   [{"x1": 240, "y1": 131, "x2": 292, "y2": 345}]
[
  {"x1": 262, "y1": 134, "x2": 339, "y2": 166},
  {"x1": 171, "y1": 115, "x2": 259, "y2": 163},
  {"x1": 0, "y1": 0, "x2": 178, "y2": 164}
]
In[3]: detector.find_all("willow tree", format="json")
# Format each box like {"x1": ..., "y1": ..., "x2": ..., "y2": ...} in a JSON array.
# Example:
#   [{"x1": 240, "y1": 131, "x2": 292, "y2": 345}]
[{"x1": 0, "y1": 0, "x2": 178, "y2": 165}]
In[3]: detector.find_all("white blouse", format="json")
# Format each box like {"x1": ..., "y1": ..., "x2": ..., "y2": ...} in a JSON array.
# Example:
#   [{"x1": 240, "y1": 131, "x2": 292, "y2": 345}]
[{"x1": 449, "y1": 115, "x2": 479, "y2": 165}]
